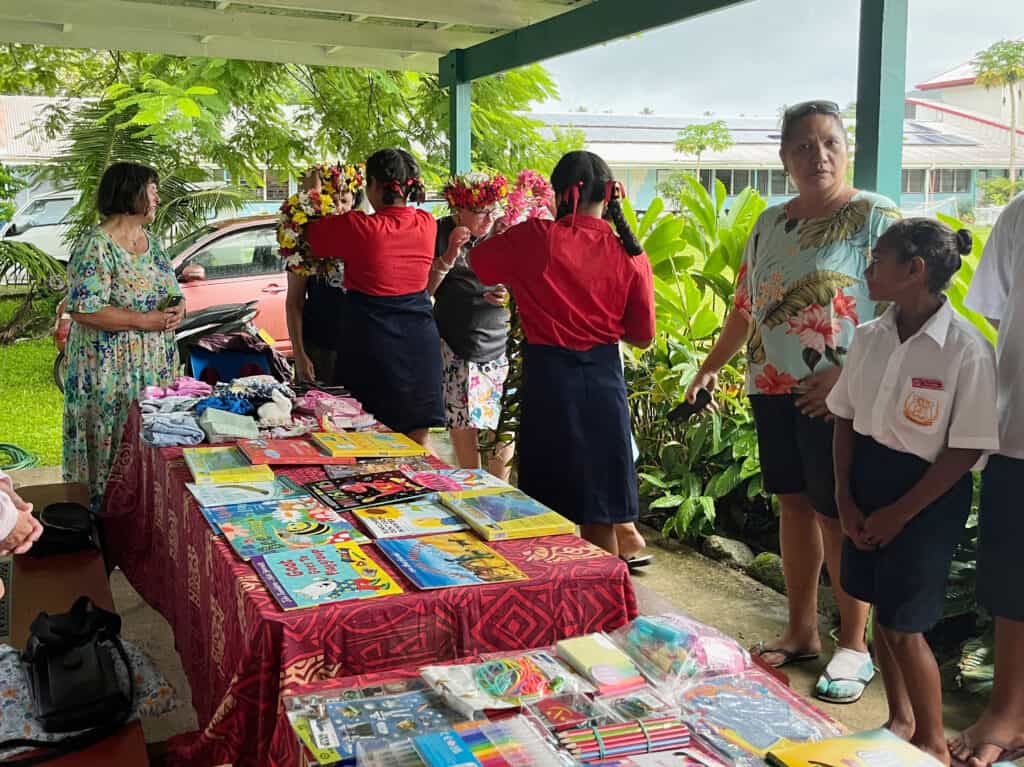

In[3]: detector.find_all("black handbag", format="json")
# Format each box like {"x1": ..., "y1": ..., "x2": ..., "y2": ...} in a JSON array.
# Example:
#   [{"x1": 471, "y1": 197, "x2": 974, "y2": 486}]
[
  {"x1": 28, "y1": 503, "x2": 99, "y2": 558},
  {"x1": 0, "y1": 597, "x2": 133, "y2": 765}
]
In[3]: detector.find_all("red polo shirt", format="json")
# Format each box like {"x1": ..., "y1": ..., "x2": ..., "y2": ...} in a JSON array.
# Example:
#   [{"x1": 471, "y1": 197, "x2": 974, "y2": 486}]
[
  {"x1": 305, "y1": 206, "x2": 437, "y2": 296},
  {"x1": 471, "y1": 216, "x2": 655, "y2": 351}
]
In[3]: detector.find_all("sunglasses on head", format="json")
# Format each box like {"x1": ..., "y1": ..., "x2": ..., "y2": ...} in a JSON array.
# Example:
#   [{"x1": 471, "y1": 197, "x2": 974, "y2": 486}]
[{"x1": 783, "y1": 100, "x2": 841, "y2": 126}]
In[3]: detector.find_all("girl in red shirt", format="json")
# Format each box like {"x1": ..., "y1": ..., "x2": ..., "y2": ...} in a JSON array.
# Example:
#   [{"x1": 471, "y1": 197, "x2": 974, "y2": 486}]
[
  {"x1": 471, "y1": 151, "x2": 656, "y2": 555},
  {"x1": 305, "y1": 148, "x2": 443, "y2": 445}
]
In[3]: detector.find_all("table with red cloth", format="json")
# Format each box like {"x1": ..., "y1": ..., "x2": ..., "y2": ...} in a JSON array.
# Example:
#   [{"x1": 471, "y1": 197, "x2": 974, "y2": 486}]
[{"x1": 101, "y1": 405, "x2": 639, "y2": 767}]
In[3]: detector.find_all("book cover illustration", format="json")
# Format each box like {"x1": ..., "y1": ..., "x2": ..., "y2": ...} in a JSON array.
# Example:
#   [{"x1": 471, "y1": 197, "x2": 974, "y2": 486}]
[
  {"x1": 198, "y1": 495, "x2": 343, "y2": 531},
  {"x1": 252, "y1": 542, "x2": 403, "y2": 610},
  {"x1": 399, "y1": 468, "x2": 511, "y2": 493},
  {"x1": 352, "y1": 499, "x2": 469, "y2": 539},
  {"x1": 186, "y1": 476, "x2": 309, "y2": 508},
  {"x1": 311, "y1": 431, "x2": 430, "y2": 458},
  {"x1": 236, "y1": 437, "x2": 356, "y2": 465},
  {"x1": 678, "y1": 669, "x2": 844, "y2": 767},
  {"x1": 375, "y1": 532, "x2": 528, "y2": 590},
  {"x1": 285, "y1": 689, "x2": 462, "y2": 765},
  {"x1": 182, "y1": 445, "x2": 275, "y2": 485},
  {"x1": 220, "y1": 507, "x2": 369, "y2": 561},
  {"x1": 439, "y1": 487, "x2": 575, "y2": 541},
  {"x1": 306, "y1": 471, "x2": 432, "y2": 511},
  {"x1": 325, "y1": 457, "x2": 436, "y2": 481},
  {"x1": 766, "y1": 728, "x2": 943, "y2": 767},
  {"x1": 555, "y1": 633, "x2": 647, "y2": 696}
]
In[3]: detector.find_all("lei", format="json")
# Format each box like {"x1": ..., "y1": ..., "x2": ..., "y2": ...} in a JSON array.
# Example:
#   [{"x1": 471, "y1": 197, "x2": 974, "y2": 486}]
[
  {"x1": 442, "y1": 171, "x2": 509, "y2": 211},
  {"x1": 277, "y1": 162, "x2": 365, "y2": 276},
  {"x1": 503, "y1": 169, "x2": 554, "y2": 224}
]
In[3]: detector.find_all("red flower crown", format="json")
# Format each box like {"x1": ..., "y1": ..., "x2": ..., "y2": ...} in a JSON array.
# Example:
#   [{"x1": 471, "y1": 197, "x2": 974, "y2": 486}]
[{"x1": 443, "y1": 172, "x2": 509, "y2": 210}]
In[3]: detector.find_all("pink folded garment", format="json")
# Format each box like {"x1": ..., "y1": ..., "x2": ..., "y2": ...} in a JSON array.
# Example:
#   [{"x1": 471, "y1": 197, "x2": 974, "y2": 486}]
[{"x1": 144, "y1": 376, "x2": 213, "y2": 400}]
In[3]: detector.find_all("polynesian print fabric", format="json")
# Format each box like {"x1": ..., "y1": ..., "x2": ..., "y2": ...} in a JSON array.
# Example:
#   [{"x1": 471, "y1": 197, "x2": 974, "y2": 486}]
[
  {"x1": 63, "y1": 228, "x2": 181, "y2": 506},
  {"x1": 733, "y1": 192, "x2": 899, "y2": 395}
]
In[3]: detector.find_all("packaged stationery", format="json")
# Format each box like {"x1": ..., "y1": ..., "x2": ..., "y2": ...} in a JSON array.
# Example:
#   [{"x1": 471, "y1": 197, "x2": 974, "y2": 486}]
[
  {"x1": 312, "y1": 431, "x2": 430, "y2": 458},
  {"x1": 252, "y1": 541, "x2": 403, "y2": 610},
  {"x1": 182, "y1": 445, "x2": 275, "y2": 485},
  {"x1": 420, "y1": 650, "x2": 591, "y2": 719},
  {"x1": 353, "y1": 499, "x2": 469, "y2": 539},
  {"x1": 613, "y1": 613, "x2": 751, "y2": 686},
  {"x1": 526, "y1": 693, "x2": 620, "y2": 733},
  {"x1": 236, "y1": 437, "x2": 357, "y2": 465},
  {"x1": 556, "y1": 633, "x2": 647, "y2": 696},
  {"x1": 596, "y1": 686, "x2": 678, "y2": 721},
  {"x1": 186, "y1": 475, "x2": 309, "y2": 508},
  {"x1": 587, "y1": 743, "x2": 731, "y2": 767},
  {"x1": 220, "y1": 510, "x2": 368, "y2": 561},
  {"x1": 766, "y1": 728, "x2": 943, "y2": 767},
  {"x1": 439, "y1": 488, "x2": 576, "y2": 541},
  {"x1": 677, "y1": 669, "x2": 845, "y2": 767},
  {"x1": 376, "y1": 533, "x2": 528, "y2": 590},
  {"x1": 412, "y1": 716, "x2": 567, "y2": 766},
  {"x1": 556, "y1": 717, "x2": 693, "y2": 764},
  {"x1": 307, "y1": 471, "x2": 433, "y2": 511}
]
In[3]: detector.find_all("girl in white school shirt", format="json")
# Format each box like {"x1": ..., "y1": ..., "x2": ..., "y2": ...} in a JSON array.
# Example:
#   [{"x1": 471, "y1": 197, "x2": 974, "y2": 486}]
[{"x1": 826, "y1": 218, "x2": 998, "y2": 765}]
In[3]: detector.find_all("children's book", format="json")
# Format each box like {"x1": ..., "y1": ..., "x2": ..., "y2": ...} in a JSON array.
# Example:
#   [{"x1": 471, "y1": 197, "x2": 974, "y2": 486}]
[
  {"x1": 311, "y1": 431, "x2": 430, "y2": 458},
  {"x1": 325, "y1": 457, "x2": 436, "y2": 481},
  {"x1": 186, "y1": 476, "x2": 309, "y2": 508},
  {"x1": 586, "y1": 745, "x2": 732, "y2": 767},
  {"x1": 555, "y1": 633, "x2": 647, "y2": 696},
  {"x1": 284, "y1": 689, "x2": 463, "y2": 766},
  {"x1": 306, "y1": 471, "x2": 433, "y2": 512},
  {"x1": 236, "y1": 437, "x2": 357, "y2": 465},
  {"x1": 438, "y1": 488, "x2": 575, "y2": 541},
  {"x1": 199, "y1": 494, "x2": 342, "y2": 531},
  {"x1": 375, "y1": 532, "x2": 527, "y2": 590},
  {"x1": 182, "y1": 445, "x2": 275, "y2": 485},
  {"x1": 220, "y1": 508, "x2": 369, "y2": 561},
  {"x1": 352, "y1": 499, "x2": 469, "y2": 539},
  {"x1": 767, "y1": 728, "x2": 943, "y2": 767},
  {"x1": 677, "y1": 669, "x2": 845, "y2": 767},
  {"x1": 252, "y1": 541, "x2": 403, "y2": 610},
  {"x1": 399, "y1": 468, "x2": 511, "y2": 493}
]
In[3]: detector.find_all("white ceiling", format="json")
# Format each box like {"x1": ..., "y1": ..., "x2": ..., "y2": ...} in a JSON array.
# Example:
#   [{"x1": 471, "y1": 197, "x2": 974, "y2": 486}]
[{"x1": 0, "y1": 0, "x2": 590, "y2": 74}]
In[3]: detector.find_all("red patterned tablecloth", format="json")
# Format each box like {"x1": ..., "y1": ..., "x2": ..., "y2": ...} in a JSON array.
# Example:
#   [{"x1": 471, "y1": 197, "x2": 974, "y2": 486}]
[{"x1": 101, "y1": 405, "x2": 638, "y2": 766}]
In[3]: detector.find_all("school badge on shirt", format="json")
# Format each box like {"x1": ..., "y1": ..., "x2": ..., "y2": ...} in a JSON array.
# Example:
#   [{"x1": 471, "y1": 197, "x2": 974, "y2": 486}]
[{"x1": 904, "y1": 379, "x2": 944, "y2": 427}]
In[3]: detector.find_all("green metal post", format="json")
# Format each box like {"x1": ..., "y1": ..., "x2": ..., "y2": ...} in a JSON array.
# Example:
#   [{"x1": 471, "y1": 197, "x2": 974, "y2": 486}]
[
  {"x1": 442, "y1": 49, "x2": 471, "y2": 177},
  {"x1": 853, "y1": 0, "x2": 908, "y2": 204}
]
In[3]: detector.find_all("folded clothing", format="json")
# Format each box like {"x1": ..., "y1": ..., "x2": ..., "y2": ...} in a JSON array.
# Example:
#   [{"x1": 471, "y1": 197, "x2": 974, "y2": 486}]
[
  {"x1": 141, "y1": 413, "x2": 205, "y2": 447},
  {"x1": 215, "y1": 375, "x2": 294, "y2": 407},
  {"x1": 140, "y1": 395, "x2": 202, "y2": 414},
  {"x1": 144, "y1": 376, "x2": 213, "y2": 399},
  {"x1": 195, "y1": 394, "x2": 254, "y2": 416},
  {"x1": 199, "y1": 408, "x2": 259, "y2": 442}
]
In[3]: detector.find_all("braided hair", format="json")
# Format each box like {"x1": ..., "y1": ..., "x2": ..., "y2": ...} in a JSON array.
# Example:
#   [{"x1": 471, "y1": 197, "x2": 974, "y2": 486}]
[
  {"x1": 365, "y1": 148, "x2": 426, "y2": 205},
  {"x1": 550, "y1": 150, "x2": 642, "y2": 256},
  {"x1": 877, "y1": 217, "x2": 971, "y2": 293}
]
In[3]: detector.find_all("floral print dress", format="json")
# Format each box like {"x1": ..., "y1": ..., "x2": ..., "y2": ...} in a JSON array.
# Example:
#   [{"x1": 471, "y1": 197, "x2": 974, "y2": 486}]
[
  {"x1": 734, "y1": 191, "x2": 900, "y2": 395},
  {"x1": 62, "y1": 228, "x2": 181, "y2": 507}
]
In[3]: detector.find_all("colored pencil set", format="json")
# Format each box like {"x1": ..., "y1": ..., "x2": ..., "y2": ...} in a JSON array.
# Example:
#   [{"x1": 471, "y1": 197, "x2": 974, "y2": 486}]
[{"x1": 557, "y1": 717, "x2": 693, "y2": 763}]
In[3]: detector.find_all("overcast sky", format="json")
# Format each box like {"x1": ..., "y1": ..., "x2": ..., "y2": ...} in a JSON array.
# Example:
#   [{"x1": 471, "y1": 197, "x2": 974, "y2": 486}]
[{"x1": 539, "y1": 0, "x2": 1022, "y2": 116}]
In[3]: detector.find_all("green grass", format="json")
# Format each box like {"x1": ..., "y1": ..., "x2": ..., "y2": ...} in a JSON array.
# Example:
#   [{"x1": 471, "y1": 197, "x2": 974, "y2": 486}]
[{"x1": 0, "y1": 295, "x2": 64, "y2": 467}]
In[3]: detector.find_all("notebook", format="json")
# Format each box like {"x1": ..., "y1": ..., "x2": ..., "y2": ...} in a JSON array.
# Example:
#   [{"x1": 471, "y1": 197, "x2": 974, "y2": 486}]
[{"x1": 555, "y1": 633, "x2": 647, "y2": 696}]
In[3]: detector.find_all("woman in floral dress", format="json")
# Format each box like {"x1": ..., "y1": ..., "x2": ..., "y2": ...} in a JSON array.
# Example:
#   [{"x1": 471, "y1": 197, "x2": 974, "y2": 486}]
[
  {"x1": 63, "y1": 162, "x2": 184, "y2": 508},
  {"x1": 687, "y1": 101, "x2": 899, "y2": 704}
]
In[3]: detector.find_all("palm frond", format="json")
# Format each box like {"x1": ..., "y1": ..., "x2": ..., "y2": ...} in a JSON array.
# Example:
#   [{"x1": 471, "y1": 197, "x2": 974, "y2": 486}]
[{"x1": 0, "y1": 241, "x2": 66, "y2": 291}]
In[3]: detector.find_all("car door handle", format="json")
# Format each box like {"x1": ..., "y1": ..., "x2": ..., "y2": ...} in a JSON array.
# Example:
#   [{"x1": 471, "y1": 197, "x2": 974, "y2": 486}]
[{"x1": 261, "y1": 285, "x2": 286, "y2": 294}]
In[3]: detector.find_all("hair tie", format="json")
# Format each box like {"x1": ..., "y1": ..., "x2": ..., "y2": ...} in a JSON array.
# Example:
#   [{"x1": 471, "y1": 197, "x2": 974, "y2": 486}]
[
  {"x1": 569, "y1": 180, "x2": 584, "y2": 229},
  {"x1": 603, "y1": 180, "x2": 625, "y2": 207}
]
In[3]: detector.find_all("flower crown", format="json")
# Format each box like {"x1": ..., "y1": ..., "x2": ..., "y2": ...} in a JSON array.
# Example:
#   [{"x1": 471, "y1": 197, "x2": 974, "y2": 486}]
[
  {"x1": 443, "y1": 171, "x2": 509, "y2": 211},
  {"x1": 503, "y1": 169, "x2": 554, "y2": 224},
  {"x1": 322, "y1": 163, "x2": 365, "y2": 197}
]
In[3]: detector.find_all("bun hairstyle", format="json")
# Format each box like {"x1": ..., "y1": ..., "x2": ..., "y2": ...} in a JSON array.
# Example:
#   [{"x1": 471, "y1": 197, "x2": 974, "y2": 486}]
[
  {"x1": 551, "y1": 150, "x2": 643, "y2": 256},
  {"x1": 878, "y1": 217, "x2": 970, "y2": 293},
  {"x1": 365, "y1": 148, "x2": 426, "y2": 205}
]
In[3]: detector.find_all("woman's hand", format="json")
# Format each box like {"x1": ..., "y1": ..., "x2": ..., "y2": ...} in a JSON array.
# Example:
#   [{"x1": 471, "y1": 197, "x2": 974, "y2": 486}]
[
  {"x1": 301, "y1": 167, "x2": 322, "y2": 194},
  {"x1": 483, "y1": 285, "x2": 508, "y2": 307},
  {"x1": 795, "y1": 366, "x2": 841, "y2": 418},
  {"x1": 139, "y1": 309, "x2": 181, "y2": 332},
  {"x1": 0, "y1": 511, "x2": 43, "y2": 556},
  {"x1": 295, "y1": 352, "x2": 316, "y2": 383},
  {"x1": 685, "y1": 368, "x2": 720, "y2": 411}
]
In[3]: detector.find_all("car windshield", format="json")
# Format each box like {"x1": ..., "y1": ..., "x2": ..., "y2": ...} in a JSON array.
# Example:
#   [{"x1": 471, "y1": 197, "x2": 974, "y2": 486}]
[
  {"x1": 166, "y1": 224, "x2": 219, "y2": 261},
  {"x1": 12, "y1": 197, "x2": 76, "y2": 229}
]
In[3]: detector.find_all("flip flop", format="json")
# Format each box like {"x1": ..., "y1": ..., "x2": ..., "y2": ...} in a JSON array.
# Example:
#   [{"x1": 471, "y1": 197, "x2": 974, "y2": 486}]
[
  {"x1": 949, "y1": 732, "x2": 1024, "y2": 767},
  {"x1": 621, "y1": 554, "x2": 653, "y2": 571},
  {"x1": 750, "y1": 642, "x2": 820, "y2": 669}
]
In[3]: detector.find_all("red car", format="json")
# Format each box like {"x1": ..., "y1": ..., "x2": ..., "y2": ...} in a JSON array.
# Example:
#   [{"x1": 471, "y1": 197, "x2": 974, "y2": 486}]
[{"x1": 54, "y1": 216, "x2": 291, "y2": 356}]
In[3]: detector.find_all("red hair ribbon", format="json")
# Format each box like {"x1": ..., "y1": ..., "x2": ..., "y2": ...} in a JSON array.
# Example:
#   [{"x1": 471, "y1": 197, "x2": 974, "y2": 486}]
[
  {"x1": 569, "y1": 180, "x2": 584, "y2": 229},
  {"x1": 603, "y1": 180, "x2": 625, "y2": 206}
]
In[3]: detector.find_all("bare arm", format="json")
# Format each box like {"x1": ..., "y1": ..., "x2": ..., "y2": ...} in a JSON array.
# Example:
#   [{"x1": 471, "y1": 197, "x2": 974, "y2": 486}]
[
  {"x1": 684, "y1": 308, "x2": 752, "y2": 402},
  {"x1": 70, "y1": 306, "x2": 171, "y2": 333}
]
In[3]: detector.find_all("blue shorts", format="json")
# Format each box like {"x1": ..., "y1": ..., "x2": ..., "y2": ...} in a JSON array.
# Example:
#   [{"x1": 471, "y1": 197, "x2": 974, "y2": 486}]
[{"x1": 978, "y1": 455, "x2": 1024, "y2": 621}]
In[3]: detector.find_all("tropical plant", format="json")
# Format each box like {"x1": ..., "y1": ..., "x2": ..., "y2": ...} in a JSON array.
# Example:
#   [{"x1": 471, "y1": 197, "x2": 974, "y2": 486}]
[
  {"x1": 974, "y1": 39, "x2": 1024, "y2": 184},
  {"x1": 0, "y1": 241, "x2": 66, "y2": 343},
  {"x1": 937, "y1": 212, "x2": 996, "y2": 346},
  {"x1": 977, "y1": 177, "x2": 1024, "y2": 207},
  {"x1": 0, "y1": 163, "x2": 27, "y2": 223},
  {"x1": 668, "y1": 120, "x2": 734, "y2": 192}
]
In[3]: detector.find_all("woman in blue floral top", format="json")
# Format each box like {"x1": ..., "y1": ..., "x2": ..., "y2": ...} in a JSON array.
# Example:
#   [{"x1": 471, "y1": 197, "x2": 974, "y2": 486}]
[
  {"x1": 687, "y1": 101, "x2": 899, "y2": 704},
  {"x1": 62, "y1": 163, "x2": 184, "y2": 508}
]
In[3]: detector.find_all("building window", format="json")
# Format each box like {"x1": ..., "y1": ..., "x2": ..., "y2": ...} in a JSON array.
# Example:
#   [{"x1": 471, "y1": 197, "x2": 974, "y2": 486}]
[
  {"x1": 955, "y1": 169, "x2": 971, "y2": 193},
  {"x1": 699, "y1": 169, "x2": 713, "y2": 190},
  {"x1": 756, "y1": 170, "x2": 770, "y2": 196},
  {"x1": 770, "y1": 169, "x2": 788, "y2": 196},
  {"x1": 733, "y1": 170, "x2": 751, "y2": 193},
  {"x1": 265, "y1": 170, "x2": 290, "y2": 201},
  {"x1": 902, "y1": 169, "x2": 925, "y2": 194},
  {"x1": 934, "y1": 169, "x2": 971, "y2": 194}
]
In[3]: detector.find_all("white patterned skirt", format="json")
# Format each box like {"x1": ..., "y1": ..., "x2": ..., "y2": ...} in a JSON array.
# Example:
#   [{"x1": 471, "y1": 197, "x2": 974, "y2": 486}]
[{"x1": 440, "y1": 339, "x2": 510, "y2": 430}]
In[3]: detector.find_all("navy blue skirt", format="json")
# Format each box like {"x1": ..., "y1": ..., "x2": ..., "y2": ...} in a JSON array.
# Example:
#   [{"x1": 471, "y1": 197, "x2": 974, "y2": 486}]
[
  {"x1": 517, "y1": 343, "x2": 638, "y2": 525},
  {"x1": 334, "y1": 290, "x2": 443, "y2": 434}
]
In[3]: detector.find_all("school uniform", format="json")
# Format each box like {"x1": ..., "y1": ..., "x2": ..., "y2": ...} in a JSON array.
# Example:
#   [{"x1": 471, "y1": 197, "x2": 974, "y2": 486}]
[
  {"x1": 826, "y1": 300, "x2": 999, "y2": 632},
  {"x1": 306, "y1": 207, "x2": 443, "y2": 434},
  {"x1": 965, "y1": 193, "x2": 1024, "y2": 620},
  {"x1": 471, "y1": 216, "x2": 655, "y2": 525}
]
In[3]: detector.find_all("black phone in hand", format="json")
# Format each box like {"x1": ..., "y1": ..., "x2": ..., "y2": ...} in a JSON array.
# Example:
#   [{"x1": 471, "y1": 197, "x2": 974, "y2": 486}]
[{"x1": 667, "y1": 388, "x2": 712, "y2": 424}]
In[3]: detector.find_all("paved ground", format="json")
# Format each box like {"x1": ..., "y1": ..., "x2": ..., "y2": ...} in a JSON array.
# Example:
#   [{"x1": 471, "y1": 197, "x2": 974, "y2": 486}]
[{"x1": 9, "y1": 461, "x2": 994, "y2": 753}]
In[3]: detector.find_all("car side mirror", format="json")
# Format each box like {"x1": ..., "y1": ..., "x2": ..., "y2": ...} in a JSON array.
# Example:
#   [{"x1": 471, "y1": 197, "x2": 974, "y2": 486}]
[{"x1": 180, "y1": 263, "x2": 206, "y2": 282}]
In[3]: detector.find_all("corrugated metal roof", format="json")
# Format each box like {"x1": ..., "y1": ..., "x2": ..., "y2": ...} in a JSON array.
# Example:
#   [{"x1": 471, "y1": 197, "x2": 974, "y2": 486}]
[{"x1": 0, "y1": 95, "x2": 78, "y2": 163}]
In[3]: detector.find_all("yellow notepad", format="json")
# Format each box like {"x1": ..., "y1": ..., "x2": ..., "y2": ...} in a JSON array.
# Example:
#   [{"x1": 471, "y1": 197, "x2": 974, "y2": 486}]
[{"x1": 310, "y1": 431, "x2": 429, "y2": 458}]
